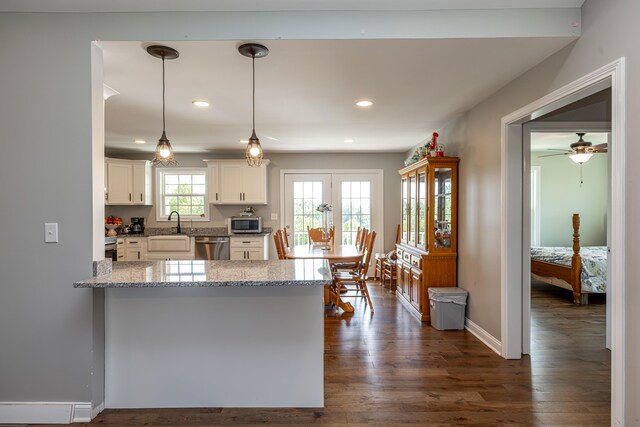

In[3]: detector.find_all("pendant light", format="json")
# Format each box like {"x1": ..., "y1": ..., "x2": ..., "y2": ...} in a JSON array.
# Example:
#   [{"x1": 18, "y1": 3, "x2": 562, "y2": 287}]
[
  {"x1": 147, "y1": 45, "x2": 179, "y2": 166},
  {"x1": 238, "y1": 43, "x2": 269, "y2": 167}
]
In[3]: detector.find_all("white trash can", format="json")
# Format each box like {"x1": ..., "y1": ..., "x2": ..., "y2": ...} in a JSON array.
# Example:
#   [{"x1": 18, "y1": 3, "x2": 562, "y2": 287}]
[{"x1": 428, "y1": 287, "x2": 468, "y2": 330}]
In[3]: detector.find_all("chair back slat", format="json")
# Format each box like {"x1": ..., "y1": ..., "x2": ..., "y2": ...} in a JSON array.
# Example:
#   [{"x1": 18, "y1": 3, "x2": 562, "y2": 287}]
[
  {"x1": 359, "y1": 231, "x2": 376, "y2": 278},
  {"x1": 273, "y1": 230, "x2": 286, "y2": 260}
]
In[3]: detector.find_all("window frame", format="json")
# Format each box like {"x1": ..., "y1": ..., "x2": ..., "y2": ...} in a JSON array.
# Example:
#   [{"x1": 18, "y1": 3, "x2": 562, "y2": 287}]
[{"x1": 155, "y1": 167, "x2": 210, "y2": 222}]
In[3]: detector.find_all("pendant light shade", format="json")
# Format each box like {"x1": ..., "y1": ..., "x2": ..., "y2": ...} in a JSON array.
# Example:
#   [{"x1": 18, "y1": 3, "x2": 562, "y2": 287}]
[
  {"x1": 147, "y1": 45, "x2": 179, "y2": 166},
  {"x1": 238, "y1": 43, "x2": 269, "y2": 167}
]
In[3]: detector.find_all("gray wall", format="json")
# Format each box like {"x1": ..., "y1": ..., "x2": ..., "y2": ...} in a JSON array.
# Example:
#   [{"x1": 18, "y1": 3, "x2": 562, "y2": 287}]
[
  {"x1": 447, "y1": 1, "x2": 638, "y2": 422},
  {"x1": 106, "y1": 151, "x2": 404, "y2": 255},
  {"x1": 1, "y1": 3, "x2": 638, "y2": 423},
  {"x1": 531, "y1": 153, "x2": 608, "y2": 247}
]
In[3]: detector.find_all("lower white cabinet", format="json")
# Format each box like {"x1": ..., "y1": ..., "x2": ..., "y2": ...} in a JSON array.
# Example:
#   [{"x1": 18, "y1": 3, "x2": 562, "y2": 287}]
[
  {"x1": 230, "y1": 235, "x2": 269, "y2": 260},
  {"x1": 115, "y1": 236, "x2": 195, "y2": 261},
  {"x1": 117, "y1": 237, "x2": 145, "y2": 261}
]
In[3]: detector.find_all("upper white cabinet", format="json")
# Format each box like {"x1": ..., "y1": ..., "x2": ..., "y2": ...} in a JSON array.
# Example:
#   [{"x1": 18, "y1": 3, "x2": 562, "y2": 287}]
[
  {"x1": 105, "y1": 158, "x2": 152, "y2": 205},
  {"x1": 204, "y1": 159, "x2": 270, "y2": 205}
]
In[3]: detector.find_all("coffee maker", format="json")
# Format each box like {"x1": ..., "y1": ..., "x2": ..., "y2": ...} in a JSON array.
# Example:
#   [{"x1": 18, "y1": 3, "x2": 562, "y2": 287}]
[{"x1": 130, "y1": 217, "x2": 145, "y2": 234}]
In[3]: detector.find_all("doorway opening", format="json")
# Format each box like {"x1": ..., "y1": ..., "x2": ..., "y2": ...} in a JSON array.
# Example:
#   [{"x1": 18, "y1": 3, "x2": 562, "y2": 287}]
[{"x1": 500, "y1": 59, "x2": 626, "y2": 424}]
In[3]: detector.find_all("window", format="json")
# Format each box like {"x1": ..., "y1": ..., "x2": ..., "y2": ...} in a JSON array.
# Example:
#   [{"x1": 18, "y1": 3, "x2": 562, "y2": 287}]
[
  {"x1": 341, "y1": 181, "x2": 371, "y2": 245},
  {"x1": 293, "y1": 181, "x2": 324, "y2": 245},
  {"x1": 156, "y1": 168, "x2": 209, "y2": 221}
]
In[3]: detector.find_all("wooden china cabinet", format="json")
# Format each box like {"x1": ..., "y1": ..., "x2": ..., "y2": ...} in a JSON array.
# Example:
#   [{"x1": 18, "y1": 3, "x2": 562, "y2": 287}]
[{"x1": 396, "y1": 156, "x2": 459, "y2": 322}]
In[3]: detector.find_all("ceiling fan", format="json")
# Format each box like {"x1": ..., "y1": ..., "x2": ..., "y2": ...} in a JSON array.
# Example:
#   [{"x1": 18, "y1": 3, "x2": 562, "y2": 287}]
[{"x1": 540, "y1": 132, "x2": 608, "y2": 164}]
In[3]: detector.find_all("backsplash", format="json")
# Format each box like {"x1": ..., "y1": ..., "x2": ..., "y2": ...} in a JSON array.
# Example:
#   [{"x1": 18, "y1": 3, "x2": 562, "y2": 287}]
[{"x1": 105, "y1": 204, "x2": 279, "y2": 230}]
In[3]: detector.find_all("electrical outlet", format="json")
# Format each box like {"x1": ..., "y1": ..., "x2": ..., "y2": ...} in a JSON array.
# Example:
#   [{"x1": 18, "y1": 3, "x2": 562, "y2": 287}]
[{"x1": 271, "y1": 213, "x2": 278, "y2": 220}]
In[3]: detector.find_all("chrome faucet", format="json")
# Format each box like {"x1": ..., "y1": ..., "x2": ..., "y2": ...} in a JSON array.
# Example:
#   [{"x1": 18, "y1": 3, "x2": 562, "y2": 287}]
[{"x1": 168, "y1": 211, "x2": 181, "y2": 234}]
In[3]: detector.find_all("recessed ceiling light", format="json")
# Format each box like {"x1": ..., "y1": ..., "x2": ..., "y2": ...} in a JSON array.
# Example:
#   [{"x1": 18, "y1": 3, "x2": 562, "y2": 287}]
[
  {"x1": 344, "y1": 139, "x2": 354, "y2": 143},
  {"x1": 356, "y1": 100, "x2": 373, "y2": 107},
  {"x1": 192, "y1": 100, "x2": 210, "y2": 107},
  {"x1": 239, "y1": 140, "x2": 249, "y2": 144},
  {"x1": 134, "y1": 139, "x2": 146, "y2": 144}
]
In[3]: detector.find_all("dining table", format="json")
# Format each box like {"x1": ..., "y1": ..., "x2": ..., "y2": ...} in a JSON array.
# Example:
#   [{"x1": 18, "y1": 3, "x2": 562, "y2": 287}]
[{"x1": 286, "y1": 244, "x2": 363, "y2": 312}]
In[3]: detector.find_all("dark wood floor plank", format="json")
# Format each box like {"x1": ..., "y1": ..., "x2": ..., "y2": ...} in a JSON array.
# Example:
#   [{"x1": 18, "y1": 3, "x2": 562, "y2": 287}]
[{"x1": 31, "y1": 279, "x2": 610, "y2": 426}]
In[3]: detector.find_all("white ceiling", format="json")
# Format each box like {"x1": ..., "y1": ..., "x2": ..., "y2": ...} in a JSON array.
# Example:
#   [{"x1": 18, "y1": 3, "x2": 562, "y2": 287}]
[
  {"x1": 0, "y1": 0, "x2": 585, "y2": 13},
  {"x1": 531, "y1": 132, "x2": 609, "y2": 152},
  {"x1": 103, "y1": 38, "x2": 575, "y2": 154}
]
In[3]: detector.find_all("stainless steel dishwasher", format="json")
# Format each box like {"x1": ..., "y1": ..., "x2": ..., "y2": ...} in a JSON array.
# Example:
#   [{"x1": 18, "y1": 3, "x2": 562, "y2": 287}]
[{"x1": 194, "y1": 237, "x2": 230, "y2": 260}]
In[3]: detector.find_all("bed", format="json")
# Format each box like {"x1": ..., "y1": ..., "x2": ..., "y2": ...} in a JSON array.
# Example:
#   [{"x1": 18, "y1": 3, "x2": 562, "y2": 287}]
[{"x1": 530, "y1": 213, "x2": 607, "y2": 304}]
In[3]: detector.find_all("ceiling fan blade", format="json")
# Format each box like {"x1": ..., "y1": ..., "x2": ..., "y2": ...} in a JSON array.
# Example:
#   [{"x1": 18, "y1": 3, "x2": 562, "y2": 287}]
[
  {"x1": 544, "y1": 148, "x2": 571, "y2": 151},
  {"x1": 538, "y1": 153, "x2": 568, "y2": 158},
  {"x1": 593, "y1": 143, "x2": 608, "y2": 149}
]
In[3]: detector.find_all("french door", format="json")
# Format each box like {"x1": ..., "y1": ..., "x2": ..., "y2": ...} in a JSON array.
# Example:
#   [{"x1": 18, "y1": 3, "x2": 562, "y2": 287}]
[{"x1": 283, "y1": 171, "x2": 383, "y2": 257}]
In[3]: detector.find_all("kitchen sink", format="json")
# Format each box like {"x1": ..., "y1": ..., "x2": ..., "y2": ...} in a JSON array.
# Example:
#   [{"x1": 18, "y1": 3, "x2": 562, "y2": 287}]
[{"x1": 147, "y1": 235, "x2": 191, "y2": 252}]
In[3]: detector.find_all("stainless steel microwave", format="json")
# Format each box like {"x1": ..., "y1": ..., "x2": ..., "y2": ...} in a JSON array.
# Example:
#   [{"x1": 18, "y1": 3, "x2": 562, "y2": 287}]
[{"x1": 228, "y1": 216, "x2": 262, "y2": 234}]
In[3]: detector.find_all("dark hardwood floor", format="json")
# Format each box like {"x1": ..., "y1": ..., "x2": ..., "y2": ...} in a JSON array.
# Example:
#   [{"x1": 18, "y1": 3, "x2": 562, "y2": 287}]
[{"x1": 40, "y1": 280, "x2": 610, "y2": 426}]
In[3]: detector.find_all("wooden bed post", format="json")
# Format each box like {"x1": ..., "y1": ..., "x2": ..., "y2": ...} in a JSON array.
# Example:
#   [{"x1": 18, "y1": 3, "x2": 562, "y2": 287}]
[{"x1": 571, "y1": 213, "x2": 582, "y2": 304}]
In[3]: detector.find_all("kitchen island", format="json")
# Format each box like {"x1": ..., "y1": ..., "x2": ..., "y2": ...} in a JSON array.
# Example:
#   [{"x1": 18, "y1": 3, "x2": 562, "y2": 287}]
[{"x1": 75, "y1": 259, "x2": 330, "y2": 409}]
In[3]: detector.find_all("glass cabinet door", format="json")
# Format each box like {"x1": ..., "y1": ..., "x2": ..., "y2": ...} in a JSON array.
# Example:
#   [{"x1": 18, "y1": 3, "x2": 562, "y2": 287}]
[
  {"x1": 433, "y1": 168, "x2": 452, "y2": 249},
  {"x1": 417, "y1": 170, "x2": 427, "y2": 248},
  {"x1": 409, "y1": 174, "x2": 417, "y2": 244},
  {"x1": 401, "y1": 177, "x2": 408, "y2": 242}
]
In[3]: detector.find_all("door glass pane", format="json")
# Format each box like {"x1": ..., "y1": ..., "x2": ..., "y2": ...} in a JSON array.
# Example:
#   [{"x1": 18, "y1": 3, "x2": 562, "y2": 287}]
[
  {"x1": 418, "y1": 172, "x2": 427, "y2": 247},
  {"x1": 409, "y1": 175, "x2": 417, "y2": 243},
  {"x1": 293, "y1": 181, "x2": 324, "y2": 245},
  {"x1": 341, "y1": 181, "x2": 371, "y2": 244},
  {"x1": 434, "y1": 168, "x2": 452, "y2": 248},
  {"x1": 402, "y1": 178, "x2": 408, "y2": 241}
]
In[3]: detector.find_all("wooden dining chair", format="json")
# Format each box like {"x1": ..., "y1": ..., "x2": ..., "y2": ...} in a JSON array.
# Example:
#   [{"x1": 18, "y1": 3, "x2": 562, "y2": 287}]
[
  {"x1": 281, "y1": 227, "x2": 290, "y2": 248},
  {"x1": 273, "y1": 230, "x2": 282, "y2": 259},
  {"x1": 307, "y1": 225, "x2": 334, "y2": 244},
  {"x1": 273, "y1": 230, "x2": 286, "y2": 260},
  {"x1": 375, "y1": 224, "x2": 401, "y2": 282},
  {"x1": 332, "y1": 231, "x2": 377, "y2": 312},
  {"x1": 357, "y1": 228, "x2": 368, "y2": 251}
]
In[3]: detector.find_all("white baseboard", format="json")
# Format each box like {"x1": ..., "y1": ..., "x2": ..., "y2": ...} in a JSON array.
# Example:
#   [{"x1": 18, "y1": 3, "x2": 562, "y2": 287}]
[
  {"x1": 465, "y1": 317, "x2": 502, "y2": 356},
  {"x1": 0, "y1": 401, "x2": 95, "y2": 424},
  {"x1": 91, "y1": 402, "x2": 105, "y2": 419}
]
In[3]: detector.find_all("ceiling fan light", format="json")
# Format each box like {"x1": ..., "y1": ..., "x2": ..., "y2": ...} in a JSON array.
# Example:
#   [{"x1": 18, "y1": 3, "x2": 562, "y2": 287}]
[{"x1": 568, "y1": 153, "x2": 593, "y2": 164}]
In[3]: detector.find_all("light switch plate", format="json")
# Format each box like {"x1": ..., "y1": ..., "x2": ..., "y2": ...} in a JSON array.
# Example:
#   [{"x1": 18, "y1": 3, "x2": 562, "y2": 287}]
[
  {"x1": 271, "y1": 213, "x2": 278, "y2": 220},
  {"x1": 45, "y1": 223, "x2": 59, "y2": 243}
]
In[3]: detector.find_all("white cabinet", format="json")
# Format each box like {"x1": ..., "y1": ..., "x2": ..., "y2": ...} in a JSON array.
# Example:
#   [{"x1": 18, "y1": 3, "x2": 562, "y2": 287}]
[
  {"x1": 205, "y1": 161, "x2": 219, "y2": 204},
  {"x1": 132, "y1": 162, "x2": 152, "y2": 204},
  {"x1": 106, "y1": 161, "x2": 133, "y2": 204},
  {"x1": 230, "y1": 235, "x2": 269, "y2": 260},
  {"x1": 204, "y1": 159, "x2": 270, "y2": 205},
  {"x1": 116, "y1": 236, "x2": 145, "y2": 261},
  {"x1": 105, "y1": 158, "x2": 152, "y2": 205}
]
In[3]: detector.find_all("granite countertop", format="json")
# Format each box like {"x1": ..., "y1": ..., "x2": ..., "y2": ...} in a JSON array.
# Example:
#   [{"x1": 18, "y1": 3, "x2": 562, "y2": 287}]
[{"x1": 75, "y1": 259, "x2": 332, "y2": 288}]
